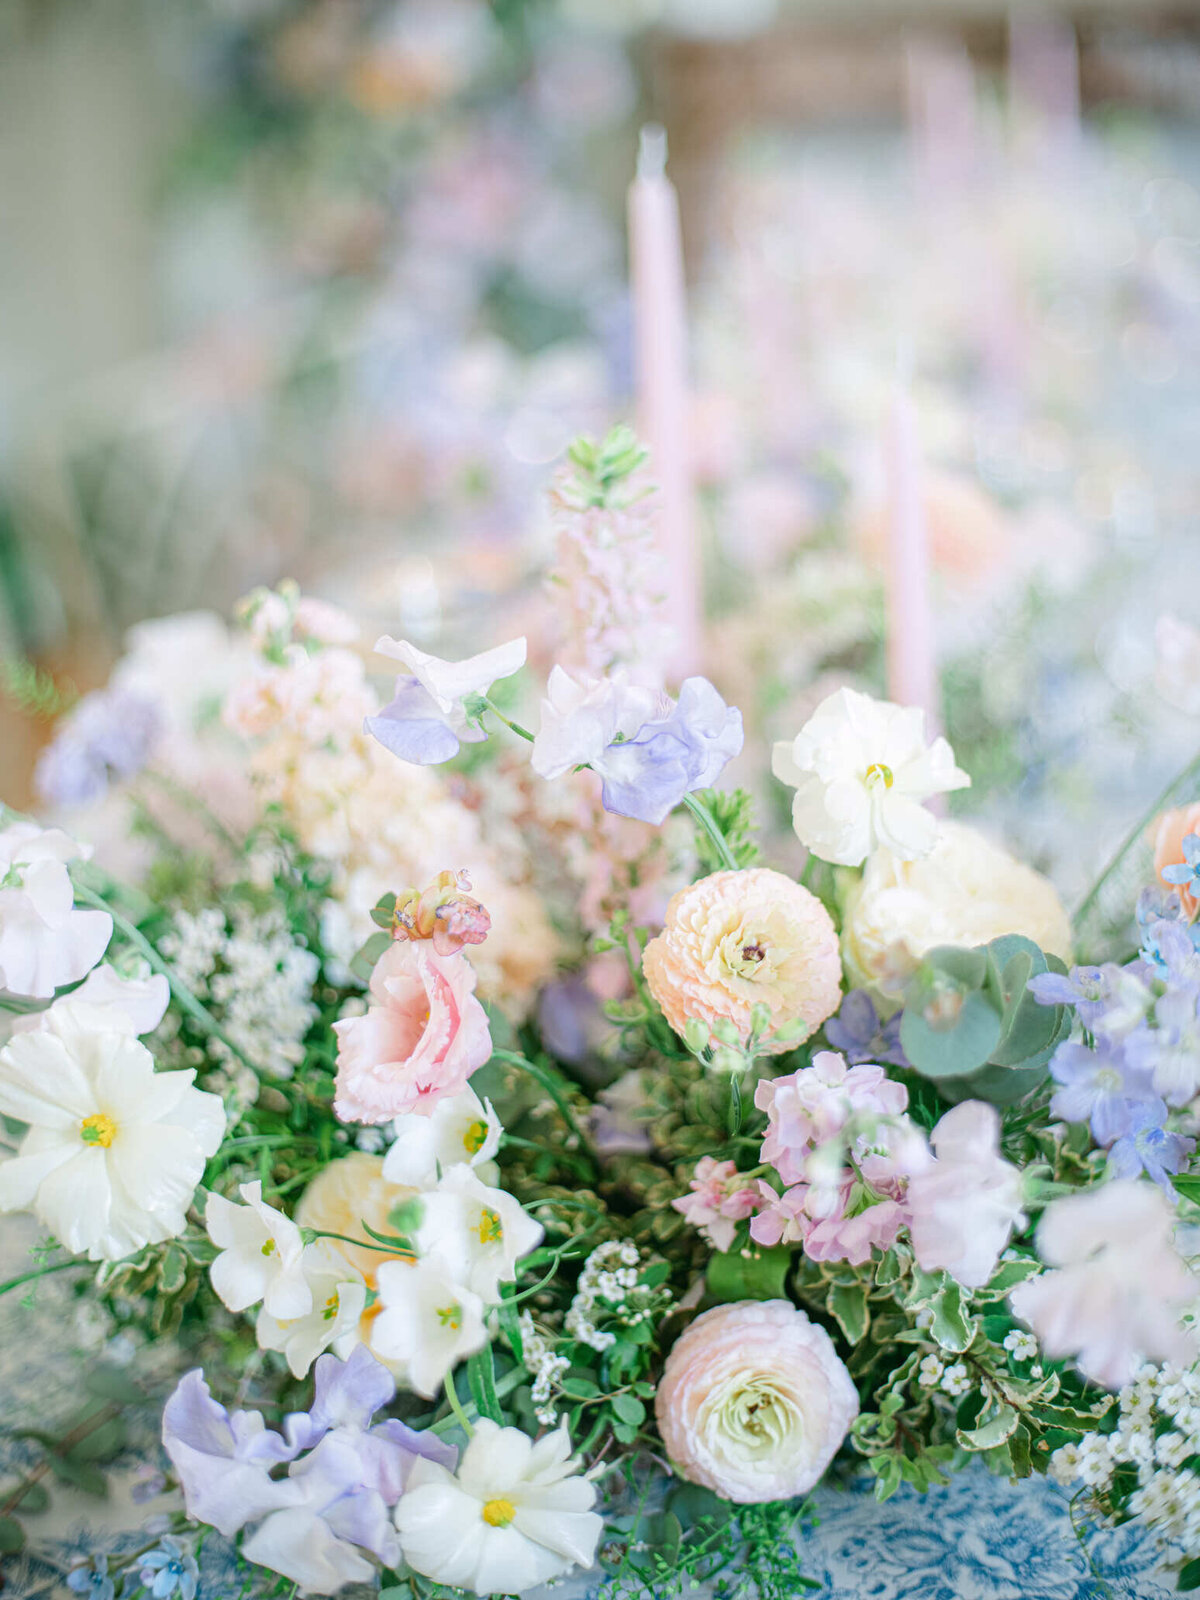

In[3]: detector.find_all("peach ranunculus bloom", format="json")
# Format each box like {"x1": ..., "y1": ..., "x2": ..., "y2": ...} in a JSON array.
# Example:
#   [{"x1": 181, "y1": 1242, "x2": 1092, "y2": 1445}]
[
  {"x1": 332, "y1": 941, "x2": 492, "y2": 1124},
  {"x1": 655, "y1": 1300, "x2": 858, "y2": 1502},
  {"x1": 641, "y1": 868, "x2": 842, "y2": 1052},
  {"x1": 1153, "y1": 803, "x2": 1200, "y2": 920}
]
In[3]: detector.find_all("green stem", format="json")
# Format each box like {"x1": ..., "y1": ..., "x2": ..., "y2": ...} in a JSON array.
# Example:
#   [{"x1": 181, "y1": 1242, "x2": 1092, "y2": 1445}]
[
  {"x1": 443, "y1": 1374, "x2": 475, "y2": 1439},
  {"x1": 72, "y1": 882, "x2": 257, "y2": 1074},
  {"x1": 0, "y1": 1257, "x2": 87, "y2": 1298},
  {"x1": 681, "y1": 791, "x2": 739, "y2": 872},
  {"x1": 490, "y1": 1050, "x2": 597, "y2": 1166},
  {"x1": 483, "y1": 697, "x2": 536, "y2": 744},
  {"x1": 1074, "y1": 746, "x2": 1200, "y2": 933}
]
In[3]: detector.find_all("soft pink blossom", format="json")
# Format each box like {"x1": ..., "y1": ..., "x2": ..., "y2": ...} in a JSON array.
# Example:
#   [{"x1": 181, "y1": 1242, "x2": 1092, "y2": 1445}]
[
  {"x1": 1009, "y1": 1181, "x2": 1198, "y2": 1389},
  {"x1": 673, "y1": 1157, "x2": 762, "y2": 1253},
  {"x1": 756, "y1": 1052, "x2": 907, "y2": 1185},
  {"x1": 655, "y1": 1300, "x2": 858, "y2": 1503},
  {"x1": 906, "y1": 1102, "x2": 1025, "y2": 1288},
  {"x1": 332, "y1": 942, "x2": 491, "y2": 1124}
]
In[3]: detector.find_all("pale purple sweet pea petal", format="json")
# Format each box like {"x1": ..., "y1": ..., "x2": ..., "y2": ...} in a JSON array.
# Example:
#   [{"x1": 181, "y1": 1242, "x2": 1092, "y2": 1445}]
[
  {"x1": 365, "y1": 678, "x2": 467, "y2": 765},
  {"x1": 309, "y1": 1343, "x2": 395, "y2": 1433},
  {"x1": 597, "y1": 676, "x2": 743, "y2": 825},
  {"x1": 161, "y1": 1372, "x2": 303, "y2": 1537}
]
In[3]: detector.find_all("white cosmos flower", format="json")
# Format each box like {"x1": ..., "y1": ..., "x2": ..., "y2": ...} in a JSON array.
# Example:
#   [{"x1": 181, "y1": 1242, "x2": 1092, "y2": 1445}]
[
  {"x1": 11, "y1": 964, "x2": 169, "y2": 1040},
  {"x1": 256, "y1": 1241, "x2": 367, "y2": 1378},
  {"x1": 415, "y1": 1166, "x2": 544, "y2": 1303},
  {"x1": 382, "y1": 1087, "x2": 502, "y2": 1190},
  {"x1": 369, "y1": 1256, "x2": 486, "y2": 1398},
  {"x1": 207, "y1": 1181, "x2": 312, "y2": 1320},
  {"x1": 394, "y1": 1418, "x2": 602, "y2": 1596},
  {"x1": 0, "y1": 1003, "x2": 224, "y2": 1261},
  {"x1": 771, "y1": 688, "x2": 969, "y2": 868},
  {"x1": 0, "y1": 822, "x2": 113, "y2": 998}
]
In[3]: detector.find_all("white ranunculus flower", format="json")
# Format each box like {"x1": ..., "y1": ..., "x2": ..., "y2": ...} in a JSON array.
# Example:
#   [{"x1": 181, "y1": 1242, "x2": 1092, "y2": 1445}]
[
  {"x1": 382, "y1": 1087, "x2": 502, "y2": 1190},
  {"x1": 415, "y1": 1166, "x2": 544, "y2": 1303},
  {"x1": 394, "y1": 1418, "x2": 602, "y2": 1596},
  {"x1": 0, "y1": 822, "x2": 113, "y2": 998},
  {"x1": 771, "y1": 687, "x2": 969, "y2": 868},
  {"x1": 840, "y1": 819, "x2": 1074, "y2": 1000},
  {"x1": 255, "y1": 1241, "x2": 367, "y2": 1378},
  {"x1": 370, "y1": 1256, "x2": 487, "y2": 1398},
  {"x1": 207, "y1": 1181, "x2": 313, "y2": 1320},
  {"x1": 0, "y1": 1003, "x2": 225, "y2": 1260},
  {"x1": 11, "y1": 964, "x2": 169, "y2": 1040}
]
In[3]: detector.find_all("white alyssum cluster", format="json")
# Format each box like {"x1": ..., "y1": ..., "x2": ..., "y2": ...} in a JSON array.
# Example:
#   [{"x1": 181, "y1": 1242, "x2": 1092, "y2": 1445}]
[
  {"x1": 1051, "y1": 1363, "x2": 1200, "y2": 1556},
  {"x1": 518, "y1": 1312, "x2": 571, "y2": 1427},
  {"x1": 564, "y1": 1240, "x2": 664, "y2": 1353},
  {"x1": 160, "y1": 905, "x2": 319, "y2": 1079}
]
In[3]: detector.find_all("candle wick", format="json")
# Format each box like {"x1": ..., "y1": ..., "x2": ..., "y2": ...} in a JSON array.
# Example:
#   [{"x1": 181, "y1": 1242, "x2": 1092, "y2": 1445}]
[{"x1": 637, "y1": 122, "x2": 669, "y2": 181}]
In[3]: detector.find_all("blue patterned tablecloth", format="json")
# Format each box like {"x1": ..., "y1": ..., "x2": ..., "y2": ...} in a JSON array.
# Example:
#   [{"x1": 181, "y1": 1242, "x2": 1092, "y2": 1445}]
[{"x1": 0, "y1": 1220, "x2": 1180, "y2": 1600}]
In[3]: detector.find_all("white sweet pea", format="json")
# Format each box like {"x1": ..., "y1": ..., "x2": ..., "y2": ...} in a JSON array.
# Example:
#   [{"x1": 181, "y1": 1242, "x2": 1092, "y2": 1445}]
[
  {"x1": 207, "y1": 1181, "x2": 313, "y2": 1320},
  {"x1": 367, "y1": 635, "x2": 527, "y2": 765},
  {"x1": 382, "y1": 1087, "x2": 502, "y2": 1190},
  {"x1": 0, "y1": 822, "x2": 112, "y2": 998},
  {"x1": 11, "y1": 964, "x2": 169, "y2": 1040},
  {"x1": 530, "y1": 667, "x2": 663, "y2": 780},
  {"x1": 256, "y1": 1241, "x2": 367, "y2": 1378},
  {"x1": 369, "y1": 1256, "x2": 487, "y2": 1398},
  {"x1": 415, "y1": 1167, "x2": 544, "y2": 1303},
  {"x1": 0, "y1": 1003, "x2": 225, "y2": 1261},
  {"x1": 395, "y1": 1418, "x2": 602, "y2": 1596},
  {"x1": 905, "y1": 1101, "x2": 1026, "y2": 1288},
  {"x1": 771, "y1": 688, "x2": 969, "y2": 868}
]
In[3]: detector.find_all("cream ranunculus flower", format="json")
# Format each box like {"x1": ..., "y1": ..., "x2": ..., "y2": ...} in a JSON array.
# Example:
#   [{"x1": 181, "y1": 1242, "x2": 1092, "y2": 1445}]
[
  {"x1": 840, "y1": 819, "x2": 1073, "y2": 1001},
  {"x1": 0, "y1": 1002, "x2": 225, "y2": 1260},
  {"x1": 655, "y1": 1300, "x2": 859, "y2": 1503},
  {"x1": 394, "y1": 1418, "x2": 602, "y2": 1596},
  {"x1": 771, "y1": 688, "x2": 969, "y2": 868}
]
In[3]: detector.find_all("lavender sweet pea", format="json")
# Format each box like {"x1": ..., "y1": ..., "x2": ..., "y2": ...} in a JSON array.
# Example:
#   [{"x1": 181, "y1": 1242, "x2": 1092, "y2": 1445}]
[
  {"x1": 365, "y1": 636, "x2": 526, "y2": 765},
  {"x1": 35, "y1": 688, "x2": 162, "y2": 805}
]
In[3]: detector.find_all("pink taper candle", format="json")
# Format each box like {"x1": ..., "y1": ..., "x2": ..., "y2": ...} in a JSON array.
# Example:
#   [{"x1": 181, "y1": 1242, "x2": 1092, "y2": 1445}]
[
  {"x1": 627, "y1": 124, "x2": 703, "y2": 680},
  {"x1": 883, "y1": 374, "x2": 939, "y2": 729}
]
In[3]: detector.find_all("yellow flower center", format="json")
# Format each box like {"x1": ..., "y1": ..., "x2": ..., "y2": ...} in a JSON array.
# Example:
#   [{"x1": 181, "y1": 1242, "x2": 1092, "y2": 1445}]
[
  {"x1": 261, "y1": 1238, "x2": 277, "y2": 1257},
  {"x1": 79, "y1": 1113, "x2": 116, "y2": 1148},
  {"x1": 481, "y1": 1497, "x2": 516, "y2": 1528},
  {"x1": 436, "y1": 1303, "x2": 462, "y2": 1331},
  {"x1": 463, "y1": 1119, "x2": 489, "y2": 1156},
  {"x1": 477, "y1": 1207, "x2": 504, "y2": 1245},
  {"x1": 322, "y1": 1291, "x2": 340, "y2": 1322},
  {"x1": 865, "y1": 762, "x2": 894, "y2": 790}
]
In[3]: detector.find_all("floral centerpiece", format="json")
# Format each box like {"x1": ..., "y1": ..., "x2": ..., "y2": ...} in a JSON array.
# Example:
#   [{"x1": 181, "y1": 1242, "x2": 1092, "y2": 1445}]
[{"x1": 4, "y1": 431, "x2": 1200, "y2": 1600}]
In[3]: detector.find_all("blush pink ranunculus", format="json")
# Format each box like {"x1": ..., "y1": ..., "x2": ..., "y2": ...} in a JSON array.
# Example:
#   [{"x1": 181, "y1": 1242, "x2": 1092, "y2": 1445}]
[
  {"x1": 655, "y1": 1300, "x2": 858, "y2": 1503},
  {"x1": 332, "y1": 942, "x2": 491, "y2": 1124},
  {"x1": 1153, "y1": 803, "x2": 1200, "y2": 919}
]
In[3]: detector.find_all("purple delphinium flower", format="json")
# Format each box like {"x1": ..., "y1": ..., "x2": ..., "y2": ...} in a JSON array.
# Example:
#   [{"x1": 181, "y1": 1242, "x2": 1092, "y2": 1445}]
[
  {"x1": 1108, "y1": 1099, "x2": 1195, "y2": 1192},
  {"x1": 824, "y1": 989, "x2": 908, "y2": 1068},
  {"x1": 1125, "y1": 985, "x2": 1200, "y2": 1106},
  {"x1": 137, "y1": 1537, "x2": 199, "y2": 1600},
  {"x1": 596, "y1": 677, "x2": 743, "y2": 825},
  {"x1": 1048, "y1": 1038, "x2": 1157, "y2": 1145},
  {"x1": 66, "y1": 1560, "x2": 115, "y2": 1600},
  {"x1": 1162, "y1": 832, "x2": 1200, "y2": 901},
  {"x1": 35, "y1": 688, "x2": 161, "y2": 805}
]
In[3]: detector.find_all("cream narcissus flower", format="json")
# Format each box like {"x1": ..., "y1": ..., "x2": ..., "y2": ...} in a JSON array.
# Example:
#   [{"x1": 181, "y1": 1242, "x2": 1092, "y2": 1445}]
[
  {"x1": 381, "y1": 1086, "x2": 502, "y2": 1189},
  {"x1": 771, "y1": 688, "x2": 969, "y2": 868},
  {"x1": 642, "y1": 868, "x2": 842, "y2": 1052},
  {"x1": 255, "y1": 1241, "x2": 367, "y2": 1378},
  {"x1": 394, "y1": 1419, "x2": 602, "y2": 1596},
  {"x1": 0, "y1": 1002, "x2": 225, "y2": 1261},
  {"x1": 415, "y1": 1166, "x2": 544, "y2": 1303},
  {"x1": 370, "y1": 1256, "x2": 487, "y2": 1398},
  {"x1": 0, "y1": 822, "x2": 113, "y2": 998},
  {"x1": 207, "y1": 1181, "x2": 313, "y2": 1320},
  {"x1": 840, "y1": 819, "x2": 1074, "y2": 1000}
]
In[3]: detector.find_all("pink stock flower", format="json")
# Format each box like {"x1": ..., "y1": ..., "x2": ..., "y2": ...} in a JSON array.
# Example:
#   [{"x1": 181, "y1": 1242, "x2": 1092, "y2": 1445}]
[
  {"x1": 332, "y1": 942, "x2": 491, "y2": 1124},
  {"x1": 756, "y1": 1052, "x2": 907, "y2": 1185},
  {"x1": 655, "y1": 1300, "x2": 858, "y2": 1503},
  {"x1": 1009, "y1": 1180, "x2": 1198, "y2": 1389},
  {"x1": 672, "y1": 1157, "x2": 762, "y2": 1252}
]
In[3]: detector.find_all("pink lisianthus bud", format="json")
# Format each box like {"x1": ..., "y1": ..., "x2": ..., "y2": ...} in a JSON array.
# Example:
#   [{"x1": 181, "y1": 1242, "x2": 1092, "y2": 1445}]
[
  {"x1": 333, "y1": 941, "x2": 492, "y2": 1123},
  {"x1": 393, "y1": 870, "x2": 492, "y2": 956}
]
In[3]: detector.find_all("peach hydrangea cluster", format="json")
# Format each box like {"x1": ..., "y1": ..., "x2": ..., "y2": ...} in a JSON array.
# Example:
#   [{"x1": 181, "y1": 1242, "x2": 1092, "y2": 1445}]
[{"x1": 642, "y1": 867, "x2": 842, "y2": 1053}]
